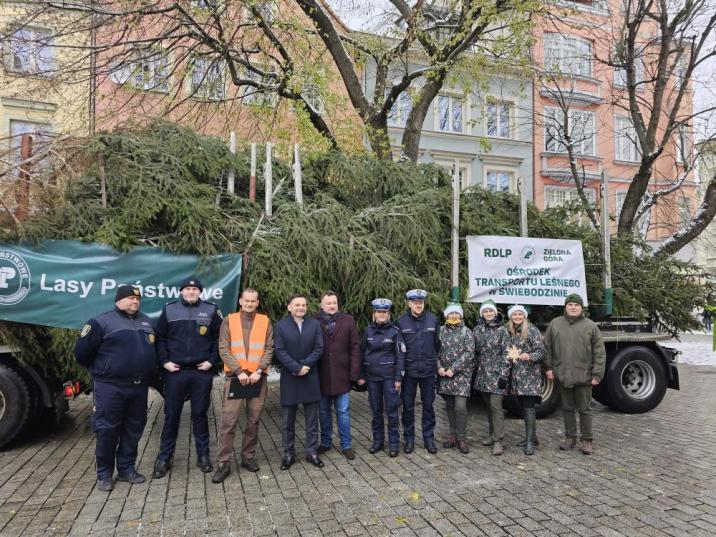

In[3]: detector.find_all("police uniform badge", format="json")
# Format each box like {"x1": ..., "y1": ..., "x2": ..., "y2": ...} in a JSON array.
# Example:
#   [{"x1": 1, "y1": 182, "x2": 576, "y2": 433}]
[
  {"x1": 148, "y1": 333, "x2": 155, "y2": 344},
  {"x1": 80, "y1": 324, "x2": 92, "y2": 337},
  {"x1": 199, "y1": 326, "x2": 208, "y2": 336}
]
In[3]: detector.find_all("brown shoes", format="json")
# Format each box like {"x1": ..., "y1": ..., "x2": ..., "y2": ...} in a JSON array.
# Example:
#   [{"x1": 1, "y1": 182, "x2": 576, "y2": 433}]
[
  {"x1": 342, "y1": 448, "x2": 355, "y2": 460},
  {"x1": 492, "y1": 441, "x2": 504, "y2": 456},
  {"x1": 559, "y1": 437, "x2": 577, "y2": 450},
  {"x1": 580, "y1": 439, "x2": 593, "y2": 455},
  {"x1": 443, "y1": 434, "x2": 457, "y2": 449}
]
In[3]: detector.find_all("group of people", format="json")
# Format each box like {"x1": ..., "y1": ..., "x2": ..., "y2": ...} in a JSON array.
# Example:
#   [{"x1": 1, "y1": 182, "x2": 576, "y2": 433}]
[{"x1": 74, "y1": 279, "x2": 606, "y2": 493}]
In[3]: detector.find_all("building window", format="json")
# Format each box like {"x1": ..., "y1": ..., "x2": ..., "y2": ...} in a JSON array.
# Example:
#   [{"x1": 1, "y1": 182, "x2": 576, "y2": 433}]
[
  {"x1": 4, "y1": 27, "x2": 55, "y2": 75},
  {"x1": 615, "y1": 116, "x2": 640, "y2": 162},
  {"x1": 544, "y1": 34, "x2": 592, "y2": 78},
  {"x1": 545, "y1": 186, "x2": 596, "y2": 208},
  {"x1": 388, "y1": 92, "x2": 412, "y2": 128},
  {"x1": 190, "y1": 56, "x2": 225, "y2": 100},
  {"x1": 8, "y1": 120, "x2": 53, "y2": 173},
  {"x1": 109, "y1": 49, "x2": 170, "y2": 92},
  {"x1": 486, "y1": 101, "x2": 512, "y2": 138},
  {"x1": 675, "y1": 126, "x2": 691, "y2": 164},
  {"x1": 614, "y1": 57, "x2": 644, "y2": 88},
  {"x1": 435, "y1": 160, "x2": 470, "y2": 189},
  {"x1": 545, "y1": 107, "x2": 596, "y2": 156},
  {"x1": 436, "y1": 95, "x2": 464, "y2": 133},
  {"x1": 242, "y1": 68, "x2": 277, "y2": 107},
  {"x1": 301, "y1": 83, "x2": 324, "y2": 115},
  {"x1": 485, "y1": 170, "x2": 516, "y2": 193}
]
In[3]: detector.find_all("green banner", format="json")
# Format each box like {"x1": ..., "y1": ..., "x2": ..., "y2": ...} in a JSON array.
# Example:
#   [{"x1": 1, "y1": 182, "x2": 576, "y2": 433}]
[{"x1": 0, "y1": 240, "x2": 242, "y2": 329}]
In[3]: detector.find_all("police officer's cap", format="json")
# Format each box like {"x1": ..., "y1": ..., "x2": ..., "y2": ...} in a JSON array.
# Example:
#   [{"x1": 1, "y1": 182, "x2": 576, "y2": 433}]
[
  {"x1": 371, "y1": 298, "x2": 393, "y2": 310},
  {"x1": 405, "y1": 289, "x2": 428, "y2": 300},
  {"x1": 115, "y1": 285, "x2": 141, "y2": 302},
  {"x1": 179, "y1": 276, "x2": 204, "y2": 292}
]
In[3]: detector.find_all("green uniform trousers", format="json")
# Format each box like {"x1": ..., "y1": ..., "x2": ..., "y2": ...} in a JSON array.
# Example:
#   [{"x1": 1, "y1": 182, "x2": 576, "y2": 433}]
[
  {"x1": 560, "y1": 384, "x2": 593, "y2": 441},
  {"x1": 481, "y1": 392, "x2": 504, "y2": 442}
]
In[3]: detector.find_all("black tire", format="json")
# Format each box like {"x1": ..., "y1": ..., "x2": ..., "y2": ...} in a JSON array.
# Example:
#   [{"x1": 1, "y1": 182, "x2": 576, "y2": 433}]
[
  {"x1": 503, "y1": 371, "x2": 561, "y2": 419},
  {"x1": 605, "y1": 346, "x2": 667, "y2": 414},
  {"x1": 0, "y1": 364, "x2": 31, "y2": 449}
]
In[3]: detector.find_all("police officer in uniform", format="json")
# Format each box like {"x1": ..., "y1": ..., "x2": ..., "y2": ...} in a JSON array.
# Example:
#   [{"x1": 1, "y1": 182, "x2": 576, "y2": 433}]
[
  {"x1": 357, "y1": 299, "x2": 405, "y2": 457},
  {"x1": 153, "y1": 277, "x2": 223, "y2": 478},
  {"x1": 395, "y1": 289, "x2": 440, "y2": 454},
  {"x1": 74, "y1": 285, "x2": 157, "y2": 492}
]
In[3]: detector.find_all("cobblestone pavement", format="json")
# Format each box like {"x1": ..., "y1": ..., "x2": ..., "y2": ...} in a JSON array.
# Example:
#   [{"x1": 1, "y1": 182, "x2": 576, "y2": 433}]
[{"x1": 1, "y1": 365, "x2": 716, "y2": 537}]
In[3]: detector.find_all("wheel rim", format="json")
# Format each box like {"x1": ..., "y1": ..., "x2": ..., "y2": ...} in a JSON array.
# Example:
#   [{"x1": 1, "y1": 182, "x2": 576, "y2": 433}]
[
  {"x1": 619, "y1": 359, "x2": 656, "y2": 399},
  {"x1": 541, "y1": 372, "x2": 554, "y2": 401},
  {"x1": 0, "y1": 390, "x2": 5, "y2": 421}
]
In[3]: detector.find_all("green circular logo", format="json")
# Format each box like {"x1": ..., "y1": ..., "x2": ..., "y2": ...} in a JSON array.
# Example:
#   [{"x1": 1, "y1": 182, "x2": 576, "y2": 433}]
[{"x1": 0, "y1": 249, "x2": 31, "y2": 306}]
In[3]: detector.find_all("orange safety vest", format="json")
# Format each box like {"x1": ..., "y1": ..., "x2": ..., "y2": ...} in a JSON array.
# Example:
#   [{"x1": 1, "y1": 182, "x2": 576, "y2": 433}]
[{"x1": 226, "y1": 312, "x2": 269, "y2": 374}]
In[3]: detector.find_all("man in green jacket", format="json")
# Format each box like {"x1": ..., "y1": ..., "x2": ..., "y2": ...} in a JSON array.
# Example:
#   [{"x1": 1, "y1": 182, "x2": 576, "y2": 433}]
[{"x1": 544, "y1": 294, "x2": 606, "y2": 455}]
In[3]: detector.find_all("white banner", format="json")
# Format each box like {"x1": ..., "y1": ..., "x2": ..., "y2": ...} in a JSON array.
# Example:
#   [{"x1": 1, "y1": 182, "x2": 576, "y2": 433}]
[{"x1": 467, "y1": 236, "x2": 588, "y2": 306}]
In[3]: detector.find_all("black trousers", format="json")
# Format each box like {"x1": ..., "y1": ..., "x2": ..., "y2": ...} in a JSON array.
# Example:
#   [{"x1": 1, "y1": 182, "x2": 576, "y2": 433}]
[{"x1": 281, "y1": 402, "x2": 319, "y2": 457}]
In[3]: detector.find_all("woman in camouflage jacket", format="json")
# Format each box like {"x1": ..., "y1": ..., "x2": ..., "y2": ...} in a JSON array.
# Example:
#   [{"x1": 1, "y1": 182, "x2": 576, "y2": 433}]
[
  {"x1": 503, "y1": 305, "x2": 545, "y2": 455},
  {"x1": 437, "y1": 303, "x2": 475, "y2": 454},
  {"x1": 473, "y1": 299, "x2": 508, "y2": 456}
]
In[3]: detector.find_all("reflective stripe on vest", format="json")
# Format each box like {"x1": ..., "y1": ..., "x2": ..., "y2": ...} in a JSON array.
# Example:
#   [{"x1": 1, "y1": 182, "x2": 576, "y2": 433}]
[{"x1": 226, "y1": 313, "x2": 269, "y2": 373}]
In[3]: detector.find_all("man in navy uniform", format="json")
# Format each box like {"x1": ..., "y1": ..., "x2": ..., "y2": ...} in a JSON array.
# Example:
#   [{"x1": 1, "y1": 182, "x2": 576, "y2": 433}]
[
  {"x1": 395, "y1": 289, "x2": 440, "y2": 454},
  {"x1": 153, "y1": 277, "x2": 223, "y2": 478},
  {"x1": 74, "y1": 285, "x2": 157, "y2": 492}
]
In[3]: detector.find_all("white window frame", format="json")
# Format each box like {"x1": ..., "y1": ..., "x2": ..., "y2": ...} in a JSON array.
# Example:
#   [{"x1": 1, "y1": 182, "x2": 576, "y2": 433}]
[
  {"x1": 242, "y1": 68, "x2": 277, "y2": 107},
  {"x1": 8, "y1": 119, "x2": 54, "y2": 174},
  {"x1": 615, "y1": 190, "x2": 627, "y2": 215},
  {"x1": 485, "y1": 100, "x2": 514, "y2": 139},
  {"x1": 435, "y1": 94, "x2": 466, "y2": 134},
  {"x1": 675, "y1": 126, "x2": 691, "y2": 165},
  {"x1": 109, "y1": 48, "x2": 171, "y2": 93},
  {"x1": 544, "y1": 33, "x2": 593, "y2": 78},
  {"x1": 614, "y1": 116, "x2": 641, "y2": 162},
  {"x1": 484, "y1": 168, "x2": 518, "y2": 194},
  {"x1": 388, "y1": 91, "x2": 412, "y2": 128},
  {"x1": 614, "y1": 57, "x2": 644, "y2": 88},
  {"x1": 189, "y1": 56, "x2": 226, "y2": 100},
  {"x1": 435, "y1": 160, "x2": 471, "y2": 190},
  {"x1": 544, "y1": 185, "x2": 597, "y2": 208},
  {"x1": 544, "y1": 107, "x2": 596, "y2": 157},
  {"x1": 301, "y1": 83, "x2": 324, "y2": 116},
  {"x1": 4, "y1": 27, "x2": 56, "y2": 76}
]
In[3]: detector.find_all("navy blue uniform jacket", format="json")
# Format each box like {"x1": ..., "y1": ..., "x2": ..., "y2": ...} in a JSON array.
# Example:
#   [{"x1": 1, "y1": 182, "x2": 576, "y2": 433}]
[
  {"x1": 155, "y1": 298, "x2": 222, "y2": 366},
  {"x1": 274, "y1": 316, "x2": 324, "y2": 406},
  {"x1": 361, "y1": 322, "x2": 406, "y2": 382},
  {"x1": 395, "y1": 311, "x2": 440, "y2": 378},
  {"x1": 74, "y1": 308, "x2": 157, "y2": 382}
]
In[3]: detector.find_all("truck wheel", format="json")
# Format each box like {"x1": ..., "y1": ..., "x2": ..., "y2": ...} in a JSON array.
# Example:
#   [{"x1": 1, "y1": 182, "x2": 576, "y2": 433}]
[
  {"x1": 605, "y1": 346, "x2": 667, "y2": 414},
  {"x1": 503, "y1": 371, "x2": 561, "y2": 419},
  {"x1": 0, "y1": 365, "x2": 31, "y2": 449}
]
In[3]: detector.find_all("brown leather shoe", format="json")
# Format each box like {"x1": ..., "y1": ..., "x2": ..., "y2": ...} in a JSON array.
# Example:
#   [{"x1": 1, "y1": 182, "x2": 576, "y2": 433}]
[
  {"x1": 211, "y1": 463, "x2": 230, "y2": 483},
  {"x1": 443, "y1": 434, "x2": 457, "y2": 449},
  {"x1": 560, "y1": 437, "x2": 577, "y2": 451},
  {"x1": 458, "y1": 440, "x2": 469, "y2": 454},
  {"x1": 492, "y1": 441, "x2": 503, "y2": 456},
  {"x1": 342, "y1": 448, "x2": 355, "y2": 460},
  {"x1": 580, "y1": 439, "x2": 593, "y2": 455}
]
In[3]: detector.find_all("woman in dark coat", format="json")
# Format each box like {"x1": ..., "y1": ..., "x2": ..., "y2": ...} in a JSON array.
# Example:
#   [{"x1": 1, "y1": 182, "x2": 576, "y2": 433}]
[
  {"x1": 473, "y1": 299, "x2": 507, "y2": 456},
  {"x1": 274, "y1": 294, "x2": 324, "y2": 469},
  {"x1": 503, "y1": 305, "x2": 545, "y2": 456},
  {"x1": 437, "y1": 303, "x2": 475, "y2": 454}
]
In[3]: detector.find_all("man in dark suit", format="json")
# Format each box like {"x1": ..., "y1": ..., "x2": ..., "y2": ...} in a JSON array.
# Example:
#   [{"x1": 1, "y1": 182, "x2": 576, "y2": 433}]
[
  {"x1": 274, "y1": 294, "x2": 324, "y2": 470},
  {"x1": 315, "y1": 291, "x2": 361, "y2": 460}
]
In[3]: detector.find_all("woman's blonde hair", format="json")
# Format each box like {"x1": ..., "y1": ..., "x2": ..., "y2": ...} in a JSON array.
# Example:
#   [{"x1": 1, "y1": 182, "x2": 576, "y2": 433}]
[{"x1": 507, "y1": 316, "x2": 530, "y2": 341}]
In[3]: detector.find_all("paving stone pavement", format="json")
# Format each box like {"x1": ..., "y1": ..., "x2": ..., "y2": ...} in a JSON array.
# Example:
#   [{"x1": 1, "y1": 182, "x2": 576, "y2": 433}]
[{"x1": 1, "y1": 364, "x2": 716, "y2": 537}]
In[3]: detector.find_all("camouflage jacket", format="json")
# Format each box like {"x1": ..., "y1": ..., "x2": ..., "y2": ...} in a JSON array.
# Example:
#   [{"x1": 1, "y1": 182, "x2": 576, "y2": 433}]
[
  {"x1": 437, "y1": 323, "x2": 476, "y2": 397},
  {"x1": 473, "y1": 314, "x2": 508, "y2": 395},
  {"x1": 503, "y1": 323, "x2": 545, "y2": 398}
]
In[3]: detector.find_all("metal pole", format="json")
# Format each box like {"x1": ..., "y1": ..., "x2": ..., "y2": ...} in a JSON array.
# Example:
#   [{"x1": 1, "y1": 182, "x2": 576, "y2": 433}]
[
  {"x1": 227, "y1": 131, "x2": 236, "y2": 194},
  {"x1": 249, "y1": 142, "x2": 256, "y2": 202},
  {"x1": 451, "y1": 159, "x2": 460, "y2": 302},
  {"x1": 264, "y1": 143, "x2": 272, "y2": 217},
  {"x1": 293, "y1": 144, "x2": 303, "y2": 207},
  {"x1": 519, "y1": 176, "x2": 528, "y2": 237},
  {"x1": 601, "y1": 171, "x2": 613, "y2": 315}
]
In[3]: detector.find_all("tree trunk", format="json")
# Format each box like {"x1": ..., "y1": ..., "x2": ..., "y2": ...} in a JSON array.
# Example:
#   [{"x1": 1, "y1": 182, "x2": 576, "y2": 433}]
[
  {"x1": 401, "y1": 79, "x2": 442, "y2": 163},
  {"x1": 617, "y1": 158, "x2": 656, "y2": 236},
  {"x1": 655, "y1": 176, "x2": 716, "y2": 256},
  {"x1": 366, "y1": 116, "x2": 393, "y2": 160}
]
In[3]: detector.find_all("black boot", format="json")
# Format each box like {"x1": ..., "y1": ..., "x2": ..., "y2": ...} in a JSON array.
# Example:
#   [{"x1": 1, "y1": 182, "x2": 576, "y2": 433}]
[
  {"x1": 516, "y1": 436, "x2": 539, "y2": 447},
  {"x1": 523, "y1": 408, "x2": 537, "y2": 456}
]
